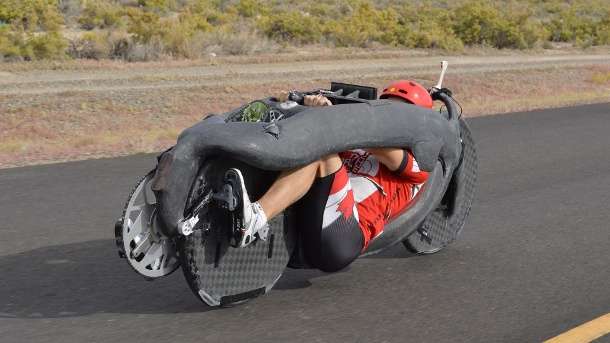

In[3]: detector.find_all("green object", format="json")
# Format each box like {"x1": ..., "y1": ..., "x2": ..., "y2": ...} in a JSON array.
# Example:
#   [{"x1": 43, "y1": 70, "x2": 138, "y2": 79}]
[{"x1": 242, "y1": 101, "x2": 269, "y2": 122}]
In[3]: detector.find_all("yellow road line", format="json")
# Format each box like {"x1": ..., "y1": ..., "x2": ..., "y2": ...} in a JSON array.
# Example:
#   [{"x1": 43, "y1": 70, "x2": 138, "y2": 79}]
[{"x1": 544, "y1": 313, "x2": 610, "y2": 343}]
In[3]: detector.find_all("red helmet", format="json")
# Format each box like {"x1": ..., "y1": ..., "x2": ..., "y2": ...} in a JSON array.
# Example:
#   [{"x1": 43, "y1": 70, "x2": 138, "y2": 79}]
[{"x1": 380, "y1": 80, "x2": 433, "y2": 109}]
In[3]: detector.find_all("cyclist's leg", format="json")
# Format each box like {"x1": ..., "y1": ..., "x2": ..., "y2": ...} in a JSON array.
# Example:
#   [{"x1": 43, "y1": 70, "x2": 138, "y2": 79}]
[
  {"x1": 295, "y1": 165, "x2": 364, "y2": 272},
  {"x1": 229, "y1": 154, "x2": 344, "y2": 247},
  {"x1": 258, "y1": 154, "x2": 342, "y2": 220}
]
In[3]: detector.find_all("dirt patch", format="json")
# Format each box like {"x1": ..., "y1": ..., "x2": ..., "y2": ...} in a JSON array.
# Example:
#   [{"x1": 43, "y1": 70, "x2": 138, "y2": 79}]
[{"x1": 1, "y1": 52, "x2": 609, "y2": 169}]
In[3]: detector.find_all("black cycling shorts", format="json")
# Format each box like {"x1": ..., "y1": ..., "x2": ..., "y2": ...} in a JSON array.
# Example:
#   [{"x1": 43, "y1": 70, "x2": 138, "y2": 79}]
[{"x1": 293, "y1": 167, "x2": 364, "y2": 272}]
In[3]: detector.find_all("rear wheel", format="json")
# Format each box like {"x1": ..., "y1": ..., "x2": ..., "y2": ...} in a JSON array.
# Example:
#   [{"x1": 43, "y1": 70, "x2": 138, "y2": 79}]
[
  {"x1": 115, "y1": 171, "x2": 180, "y2": 279},
  {"x1": 403, "y1": 119, "x2": 478, "y2": 254}
]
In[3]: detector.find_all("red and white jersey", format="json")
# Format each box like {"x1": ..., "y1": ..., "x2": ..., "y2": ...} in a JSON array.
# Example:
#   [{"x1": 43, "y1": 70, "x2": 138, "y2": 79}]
[
  {"x1": 321, "y1": 167, "x2": 359, "y2": 229},
  {"x1": 338, "y1": 149, "x2": 429, "y2": 247}
]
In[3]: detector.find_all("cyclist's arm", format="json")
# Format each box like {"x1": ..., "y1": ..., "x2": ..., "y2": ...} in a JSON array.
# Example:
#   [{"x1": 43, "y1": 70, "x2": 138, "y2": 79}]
[
  {"x1": 276, "y1": 91, "x2": 332, "y2": 106},
  {"x1": 366, "y1": 148, "x2": 428, "y2": 183}
]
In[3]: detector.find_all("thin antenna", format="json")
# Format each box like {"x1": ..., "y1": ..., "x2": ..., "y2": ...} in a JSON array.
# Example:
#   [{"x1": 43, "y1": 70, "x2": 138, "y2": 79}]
[{"x1": 433, "y1": 60, "x2": 449, "y2": 90}]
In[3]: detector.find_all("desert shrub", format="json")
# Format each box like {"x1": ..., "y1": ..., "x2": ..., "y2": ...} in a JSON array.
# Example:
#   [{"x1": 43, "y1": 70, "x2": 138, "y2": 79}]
[
  {"x1": 0, "y1": 1, "x2": 65, "y2": 60},
  {"x1": 548, "y1": 5, "x2": 610, "y2": 46},
  {"x1": 177, "y1": 8, "x2": 217, "y2": 33},
  {"x1": 105, "y1": 30, "x2": 131, "y2": 58},
  {"x1": 117, "y1": 0, "x2": 140, "y2": 5},
  {"x1": 521, "y1": 20, "x2": 550, "y2": 48},
  {"x1": 123, "y1": 0, "x2": 244, "y2": 58},
  {"x1": 78, "y1": 0, "x2": 124, "y2": 30},
  {"x1": 137, "y1": 0, "x2": 178, "y2": 13},
  {"x1": 594, "y1": 14, "x2": 610, "y2": 45},
  {"x1": 236, "y1": 0, "x2": 269, "y2": 18},
  {"x1": 0, "y1": 0, "x2": 64, "y2": 31},
  {"x1": 126, "y1": 9, "x2": 163, "y2": 43},
  {"x1": 68, "y1": 31, "x2": 112, "y2": 59},
  {"x1": 125, "y1": 37, "x2": 165, "y2": 61},
  {"x1": 325, "y1": 20, "x2": 373, "y2": 48},
  {"x1": 398, "y1": 6, "x2": 463, "y2": 50},
  {"x1": 0, "y1": 26, "x2": 24, "y2": 60},
  {"x1": 324, "y1": 3, "x2": 464, "y2": 50},
  {"x1": 158, "y1": 0, "x2": 239, "y2": 53},
  {"x1": 27, "y1": 30, "x2": 67, "y2": 59},
  {"x1": 257, "y1": 10, "x2": 323, "y2": 44},
  {"x1": 58, "y1": 0, "x2": 82, "y2": 26},
  {"x1": 159, "y1": 17, "x2": 201, "y2": 57},
  {"x1": 554, "y1": 2, "x2": 610, "y2": 45},
  {"x1": 184, "y1": 0, "x2": 234, "y2": 27},
  {"x1": 326, "y1": 3, "x2": 405, "y2": 47},
  {"x1": 70, "y1": 29, "x2": 132, "y2": 59},
  {"x1": 2, "y1": 0, "x2": 610, "y2": 62},
  {"x1": 540, "y1": 0, "x2": 565, "y2": 15},
  {"x1": 453, "y1": 1, "x2": 505, "y2": 46},
  {"x1": 305, "y1": 1, "x2": 351, "y2": 19},
  {"x1": 452, "y1": 1, "x2": 544, "y2": 49},
  {"x1": 0, "y1": 25, "x2": 67, "y2": 60},
  {"x1": 410, "y1": 24, "x2": 464, "y2": 51}
]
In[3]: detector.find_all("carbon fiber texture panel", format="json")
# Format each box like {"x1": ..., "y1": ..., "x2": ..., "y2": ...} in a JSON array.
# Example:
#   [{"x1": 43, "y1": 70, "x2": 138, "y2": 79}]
[
  {"x1": 179, "y1": 160, "x2": 295, "y2": 306},
  {"x1": 405, "y1": 119, "x2": 478, "y2": 253},
  {"x1": 183, "y1": 213, "x2": 293, "y2": 305}
]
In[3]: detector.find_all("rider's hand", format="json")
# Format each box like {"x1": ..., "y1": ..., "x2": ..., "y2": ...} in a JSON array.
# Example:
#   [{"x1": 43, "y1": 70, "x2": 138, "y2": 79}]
[
  {"x1": 304, "y1": 94, "x2": 332, "y2": 107},
  {"x1": 276, "y1": 91, "x2": 290, "y2": 102}
]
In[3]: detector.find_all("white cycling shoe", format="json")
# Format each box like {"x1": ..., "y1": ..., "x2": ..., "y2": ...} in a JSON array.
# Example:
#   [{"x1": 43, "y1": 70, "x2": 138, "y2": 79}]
[{"x1": 225, "y1": 168, "x2": 270, "y2": 248}]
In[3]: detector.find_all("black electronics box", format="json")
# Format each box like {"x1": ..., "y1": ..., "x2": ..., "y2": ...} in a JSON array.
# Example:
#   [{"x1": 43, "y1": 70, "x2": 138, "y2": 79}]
[{"x1": 330, "y1": 82, "x2": 378, "y2": 100}]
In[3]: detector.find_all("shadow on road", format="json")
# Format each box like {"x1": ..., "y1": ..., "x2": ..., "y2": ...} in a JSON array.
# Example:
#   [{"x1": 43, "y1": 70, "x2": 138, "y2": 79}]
[
  {"x1": 363, "y1": 243, "x2": 417, "y2": 259},
  {"x1": 0, "y1": 239, "x2": 213, "y2": 318},
  {"x1": 275, "y1": 245, "x2": 415, "y2": 290},
  {"x1": 1, "y1": 238, "x2": 413, "y2": 318}
]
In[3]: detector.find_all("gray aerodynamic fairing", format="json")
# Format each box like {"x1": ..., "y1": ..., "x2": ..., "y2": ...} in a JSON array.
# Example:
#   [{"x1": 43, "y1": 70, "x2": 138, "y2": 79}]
[{"x1": 151, "y1": 98, "x2": 462, "y2": 253}]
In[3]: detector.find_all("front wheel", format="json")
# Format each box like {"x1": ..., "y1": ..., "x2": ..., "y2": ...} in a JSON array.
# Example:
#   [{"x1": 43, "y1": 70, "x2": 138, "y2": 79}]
[
  {"x1": 178, "y1": 157, "x2": 296, "y2": 307},
  {"x1": 403, "y1": 118, "x2": 478, "y2": 254}
]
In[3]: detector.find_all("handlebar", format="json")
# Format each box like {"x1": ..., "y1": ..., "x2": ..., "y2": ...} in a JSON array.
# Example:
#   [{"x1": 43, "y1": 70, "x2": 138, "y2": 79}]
[
  {"x1": 287, "y1": 86, "x2": 459, "y2": 122},
  {"x1": 430, "y1": 88, "x2": 459, "y2": 121},
  {"x1": 287, "y1": 90, "x2": 306, "y2": 104}
]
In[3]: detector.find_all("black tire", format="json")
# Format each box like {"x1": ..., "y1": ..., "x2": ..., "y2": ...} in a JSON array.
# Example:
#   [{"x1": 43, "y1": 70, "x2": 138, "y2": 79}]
[
  {"x1": 403, "y1": 119, "x2": 478, "y2": 254},
  {"x1": 177, "y1": 157, "x2": 296, "y2": 307}
]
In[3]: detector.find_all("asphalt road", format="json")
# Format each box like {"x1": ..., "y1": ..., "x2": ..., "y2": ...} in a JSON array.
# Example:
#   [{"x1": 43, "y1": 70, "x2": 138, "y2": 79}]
[{"x1": 1, "y1": 103, "x2": 609, "y2": 343}]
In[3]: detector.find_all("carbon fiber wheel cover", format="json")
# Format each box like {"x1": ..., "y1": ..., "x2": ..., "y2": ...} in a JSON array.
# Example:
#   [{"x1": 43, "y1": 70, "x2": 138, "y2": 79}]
[
  {"x1": 404, "y1": 119, "x2": 478, "y2": 254},
  {"x1": 179, "y1": 160, "x2": 295, "y2": 306}
]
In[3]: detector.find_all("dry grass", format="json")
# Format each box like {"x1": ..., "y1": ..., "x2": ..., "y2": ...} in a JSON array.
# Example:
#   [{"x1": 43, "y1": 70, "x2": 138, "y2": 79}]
[
  {"x1": 2, "y1": 45, "x2": 609, "y2": 73},
  {"x1": 591, "y1": 71, "x2": 610, "y2": 85},
  {"x1": 0, "y1": 60, "x2": 609, "y2": 169},
  {"x1": 443, "y1": 66, "x2": 610, "y2": 116},
  {"x1": 0, "y1": 141, "x2": 26, "y2": 154}
]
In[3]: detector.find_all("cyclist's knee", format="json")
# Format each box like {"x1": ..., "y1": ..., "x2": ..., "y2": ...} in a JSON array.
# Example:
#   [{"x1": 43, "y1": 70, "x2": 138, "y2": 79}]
[
  {"x1": 307, "y1": 219, "x2": 364, "y2": 272},
  {"x1": 317, "y1": 154, "x2": 342, "y2": 178},
  {"x1": 316, "y1": 245, "x2": 360, "y2": 272}
]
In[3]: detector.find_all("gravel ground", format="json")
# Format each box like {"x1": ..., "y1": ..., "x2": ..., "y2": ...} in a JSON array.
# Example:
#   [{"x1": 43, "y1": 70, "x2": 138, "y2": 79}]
[
  {"x1": 1, "y1": 54, "x2": 609, "y2": 95},
  {"x1": 1, "y1": 52, "x2": 609, "y2": 168}
]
